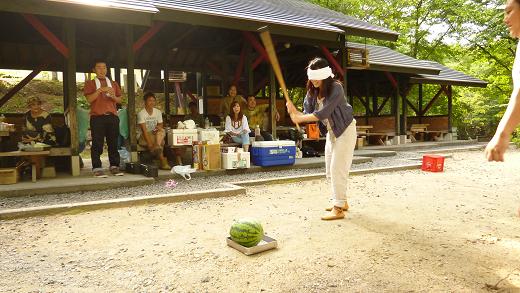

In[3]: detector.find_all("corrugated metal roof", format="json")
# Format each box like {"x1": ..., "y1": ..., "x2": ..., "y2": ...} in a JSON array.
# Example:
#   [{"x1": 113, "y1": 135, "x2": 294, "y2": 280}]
[
  {"x1": 345, "y1": 43, "x2": 486, "y2": 87},
  {"x1": 47, "y1": 0, "x2": 158, "y2": 13},
  {"x1": 346, "y1": 43, "x2": 440, "y2": 75},
  {"x1": 45, "y1": 0, "x2": 399, "y2": 41},
  {"x1": 409, "y1": 61, "x2": 488, "y2": 88}
]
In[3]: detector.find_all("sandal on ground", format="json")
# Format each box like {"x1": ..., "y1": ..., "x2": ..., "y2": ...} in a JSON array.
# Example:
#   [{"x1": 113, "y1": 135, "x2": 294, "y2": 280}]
[
  {"x1": 325, "y1": 203, "x2": 349, "y2": 211},
  {"x1": 321, "y1": 206, "x2": 345, "y2": 221}
]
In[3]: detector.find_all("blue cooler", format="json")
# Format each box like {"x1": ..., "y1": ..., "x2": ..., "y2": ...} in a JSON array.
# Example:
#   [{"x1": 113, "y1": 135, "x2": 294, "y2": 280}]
[{"x1": 251, "y1": 140, "x2": 296, "y2": 166}]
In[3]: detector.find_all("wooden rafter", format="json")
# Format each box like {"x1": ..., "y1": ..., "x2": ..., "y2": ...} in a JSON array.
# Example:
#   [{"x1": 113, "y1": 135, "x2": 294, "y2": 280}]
[
  {"x1": 252, "y1": 54, "x2": 265, "y2": 69},
  {"x1": 405, "y1": 98, "x2": 420, "y2": 115},
  {"x1": 167, "y1": 26, "x2": 198, "y2": 49},
  {"x1": 242, "y1": 31, "x2": 270, "y2": 64},
  {"x1": 232, "y1": 43, "x2": 247, "y2": 86},
  {"x1": 0, "y1": 67, "x2": 43, "y2": 107},
  {"x1": 384, "y1": 71, "x2": 398, "y2": 90},
  {"x1": 422, "y1": 86, "x2": 446, "y2": 115},
  {"x1": 22, "y1": 13, "x2": 69, "y2": 58},
  {"x1": 133, "y1": 21, "x2": 166, "y2": 53},
  {"x1": 320, "y1": 45, "x2": 344, "y2": 78},
  {"x1": 376, "y1": 96, "x2": 390, "y2": 114}
]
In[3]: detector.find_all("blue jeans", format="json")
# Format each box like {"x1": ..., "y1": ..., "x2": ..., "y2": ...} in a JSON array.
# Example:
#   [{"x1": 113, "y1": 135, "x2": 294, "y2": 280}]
[{"x1": 231, "y1": 133, "x2": 250, "y2": 145}]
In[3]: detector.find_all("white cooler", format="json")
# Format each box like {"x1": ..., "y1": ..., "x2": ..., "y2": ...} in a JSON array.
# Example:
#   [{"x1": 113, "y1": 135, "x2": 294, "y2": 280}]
[
  {"x1": 198, "y1": 128, "x2": 220, "y2": 144},
  {"x1": 167, "y1": 129, "x2": 198, "y2": 146},
  {"x1": 222, "y1": 152, "x2": 250, "y2": 169}
]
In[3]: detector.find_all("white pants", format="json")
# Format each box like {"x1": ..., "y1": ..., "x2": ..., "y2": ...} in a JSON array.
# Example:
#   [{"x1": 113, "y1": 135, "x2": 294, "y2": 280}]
[{"x1": 325, "y1": 119, "x2": 357, "y2": 207}]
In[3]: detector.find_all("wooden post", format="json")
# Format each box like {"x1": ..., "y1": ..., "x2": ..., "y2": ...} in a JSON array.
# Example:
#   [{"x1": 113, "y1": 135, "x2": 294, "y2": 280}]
[
  {"x1": 63, "y1": 65, "x2": 69, "y2": 110},
  {"x1": 164, "y1": 60, "x2": 171, "y2": 123},
  {"x1": 418, "y1": 83, "x2": 423, "y2": 123},
  {"x1": 114, "y1": 68, "x2": 121, "y2": 87},
  {"x1": 246, "y1": 43, "x2": 253, "y2": 95},
  {"x1": 363, "y1": 72, "x2": 370, "y2": 125},
  {"x1": 64, "y1": 19, "x2": 80, "y2": 176},
  {"x1": 372, "y1": 78, "x2": 378, "y2": 115},
  {"x1": 448, "y1": 85, "x2": 453, "y2": 133},
  {"x1": 401, "y1": 81, "x2": 407, "y2": 135},
  {"x1": 394, "y1": 91, "x2": 400, "y2": 137},
  {"x1": 196, "y1": 72, "x2": 202, "y2": 115},
  {"x1": 126, "y1": 25, "x2": 138, "y2": 162},
  {"x1": 201, "y1": 71, "x2": 208, "y2": 117},
  {"x1": 269, "y1": 67, "x2": 277, "y2": 139},
  {"x1": 339, "y1": 34, "x2": 348, "y2": 102}
]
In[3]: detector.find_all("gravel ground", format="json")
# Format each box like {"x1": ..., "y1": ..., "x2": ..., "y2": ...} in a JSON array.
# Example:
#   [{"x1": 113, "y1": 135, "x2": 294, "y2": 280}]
[
  {"x1": 0, "y1": 146, "x2": 481, "y2": 210},
  {"x1": 1, "y1": 148, "x2": 519, "y2": 292}
]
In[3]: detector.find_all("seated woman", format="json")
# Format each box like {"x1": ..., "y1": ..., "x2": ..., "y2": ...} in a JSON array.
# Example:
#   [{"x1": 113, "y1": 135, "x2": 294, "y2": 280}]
[
  {"x1": 225, "y1": 101, "x2": 250, "y2": 152},
  {"x1": 22, "y1": 96, "x2": 56, "y2": 146}
]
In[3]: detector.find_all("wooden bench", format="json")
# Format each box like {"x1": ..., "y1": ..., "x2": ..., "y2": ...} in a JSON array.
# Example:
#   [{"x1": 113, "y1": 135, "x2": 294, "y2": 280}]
[
  {"x1": 408, "y1": 124, "x2": 448, "y2": 142},
  {"x1": 357, "y1": 125, "x2": 395, "y2": 145}
]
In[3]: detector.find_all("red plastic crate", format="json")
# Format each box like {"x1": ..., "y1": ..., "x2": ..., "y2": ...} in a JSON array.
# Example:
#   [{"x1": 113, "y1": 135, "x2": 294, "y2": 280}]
[{"x1": 421, "y1": 154, "x2": 445, "y2": 172}]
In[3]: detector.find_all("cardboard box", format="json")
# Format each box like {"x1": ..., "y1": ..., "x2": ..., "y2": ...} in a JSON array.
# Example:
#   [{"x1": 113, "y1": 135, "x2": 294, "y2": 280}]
[
  {"x1": 226, "y1": 235, "x2": 278, "y2": 256},
  {"x1": 198, "y1": 128, "x2": 220, "y2": 144},
  {"x1": 167, "y1": 129, "x2": 198, "y2": 146},
  {"x1": 0, "y1": 168, "x2": 19, "y2": 185},
  {"x1": 222, "y1": 152, "x2": 250, "y2": 169},
  {"x1": 192, "y1": 143, "x2": 203, "y2": 170},
  {"x1": 202, "y1": 144, "x2": 221, "y2": 170}
]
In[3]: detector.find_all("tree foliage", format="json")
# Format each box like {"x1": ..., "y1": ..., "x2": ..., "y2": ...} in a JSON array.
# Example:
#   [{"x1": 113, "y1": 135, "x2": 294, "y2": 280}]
[{"x1": 309, "y1": 0, "x2": 516, "y2": 139}]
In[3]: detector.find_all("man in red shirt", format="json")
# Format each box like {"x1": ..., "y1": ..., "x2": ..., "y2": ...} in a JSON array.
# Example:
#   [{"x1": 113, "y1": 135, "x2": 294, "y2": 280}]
[{"x1": 83, "y1": 60, "x2": 124, "y2": 177}]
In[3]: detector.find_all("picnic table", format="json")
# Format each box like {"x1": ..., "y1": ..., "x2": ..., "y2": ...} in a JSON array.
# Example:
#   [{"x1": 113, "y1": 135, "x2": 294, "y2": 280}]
[
  {"x1": 0, "y1": 150, "x2": 50, "y2": 182},
  {"x1": 356, "y1": 125, "x2": 393, "y2": 145},
  {"x1": 408, "y1": 124, "x2": 448, "y2": 142}
]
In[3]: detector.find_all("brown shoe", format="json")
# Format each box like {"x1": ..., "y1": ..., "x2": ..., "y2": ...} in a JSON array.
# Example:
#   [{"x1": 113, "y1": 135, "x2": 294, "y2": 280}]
[
  {"x1": 109, "y1": 166, "x2": 124, "y2": 176},
  {"x1": 325, "y1": 203, "x2": 349, "y2": 211},
  {"x1": 93, "y1": 170, "x2": 108, "y2": 178},
  {"x1": 321, "y1": 206, "x2": 345, "y2": 221}
]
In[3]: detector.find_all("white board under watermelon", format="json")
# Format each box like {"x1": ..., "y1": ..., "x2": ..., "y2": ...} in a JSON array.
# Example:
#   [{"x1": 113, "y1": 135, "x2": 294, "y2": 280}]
[{"x1": 226, "y1": 235, "x2": 278, "y2": 256}]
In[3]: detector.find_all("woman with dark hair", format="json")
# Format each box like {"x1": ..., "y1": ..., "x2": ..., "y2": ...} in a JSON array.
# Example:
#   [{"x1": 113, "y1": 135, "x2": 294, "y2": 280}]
[
  {"x1": 287, "y1": 57, "x2": 357, "y2": 220},
  {"x1": 225, "y1": 101, "x2": 250, "y2": 152},
  {"x1": 485, "y1": 0, "x2": 520, "y2": 215}
]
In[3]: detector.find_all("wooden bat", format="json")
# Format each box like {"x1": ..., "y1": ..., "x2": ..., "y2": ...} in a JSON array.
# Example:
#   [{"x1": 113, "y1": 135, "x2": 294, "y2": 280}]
[{"x1": 258, "y1": 26, "x2": 301, "y2": 131}]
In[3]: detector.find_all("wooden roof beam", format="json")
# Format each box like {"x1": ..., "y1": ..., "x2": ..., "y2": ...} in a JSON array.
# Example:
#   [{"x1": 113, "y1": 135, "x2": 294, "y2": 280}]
[
  {"x1": 133, "y1": 21, "x2": 166, "y2": 53},
  {"x1": 232, "y1": 43, "x2": 247, "y2": 86},
  {"x1": 242, "y1": 31, "x2": 270, "y2": 65},
  {"x1": 320, "y1": 45, "x2": 344, "y2": 79},
  {"x1": 0, "y1": 66, "x2": 42, "y2": 107},
  {"x1": 422, "y1": 86, "x2": 446, "y2": 115},
  {"x1": 21, "y1": 13, "x2": 69, "y2": 58}
]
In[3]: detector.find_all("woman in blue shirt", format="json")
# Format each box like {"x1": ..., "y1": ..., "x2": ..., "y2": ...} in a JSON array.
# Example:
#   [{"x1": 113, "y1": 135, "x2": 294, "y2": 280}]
[{"x1": 287, "y1": 57, "x2": 357, "y2": 220}]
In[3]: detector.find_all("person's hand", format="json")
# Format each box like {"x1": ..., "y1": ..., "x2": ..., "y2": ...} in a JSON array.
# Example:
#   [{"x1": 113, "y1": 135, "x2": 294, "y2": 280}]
[
  {"x1": 286, "y1": 101, "x2": 297, "y2": 114},
  {"x1": 105, "y1": 88, "x2": 115, "y2": 98},
  {"x1": 275, "y1": 111, "x2": 280, "y2": 121},
  {"x1": 485, "y1": 132, "x2": 510, "y2": 162},
  {"x1": 290, "y1": 112, "x2": 302, "y2": 124}
]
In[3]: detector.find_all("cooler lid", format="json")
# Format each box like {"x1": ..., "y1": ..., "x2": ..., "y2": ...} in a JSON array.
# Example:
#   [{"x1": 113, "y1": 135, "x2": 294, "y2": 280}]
[{"x1": 252, "y1": 140, "x2": 295, "y2": 147}]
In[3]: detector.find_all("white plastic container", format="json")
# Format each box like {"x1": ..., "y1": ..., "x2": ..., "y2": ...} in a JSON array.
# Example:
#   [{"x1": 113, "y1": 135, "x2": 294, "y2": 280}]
[
  {"x1": 167, "y1": 129, "x2": 198, "y2": 146},
  {"x1": 222, "y1": 152, "x2": 250, "y2": 169},
  {"x1": 198, "y1": 128, "x2": 220, "y2": 144}
]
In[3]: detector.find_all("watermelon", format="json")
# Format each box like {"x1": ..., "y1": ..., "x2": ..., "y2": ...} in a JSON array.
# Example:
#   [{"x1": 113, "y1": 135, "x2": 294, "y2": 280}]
[{"x1": 229, "y1": 218, "x2": 264, "y2": 247}]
